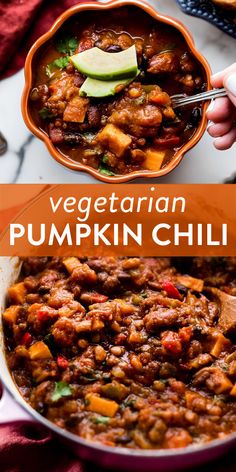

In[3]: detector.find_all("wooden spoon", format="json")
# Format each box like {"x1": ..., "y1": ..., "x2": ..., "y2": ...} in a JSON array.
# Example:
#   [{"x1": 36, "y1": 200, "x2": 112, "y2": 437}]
[{"x1": 206, "y1": 287, "x2": 236, "y2": 336}]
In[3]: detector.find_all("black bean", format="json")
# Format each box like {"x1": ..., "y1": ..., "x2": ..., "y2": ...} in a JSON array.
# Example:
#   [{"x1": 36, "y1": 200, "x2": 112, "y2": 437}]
[
  {"x1": 103, "y1": 373, "x2": 111, "y2": 383},
  {"x1": 191, "y1": 107, "x2": 201, "y2": 125},
  {"x1": 36, "y1": 402, "x2": 45, "y2": 415},
  {"x1": 87, "y1": 105, "x2": 101, "y2": 129},
  {"x1": 175, "y1": 284, "x2": 188, "y2": 296},
  {"x1": 138, "y1": 70, "x2": 146, "y2": 81},
  {"x1": 116, "y1": 435, "x2": 131, "y2": 444},
  {"x1": 64, "y1": 132, "x2": 83, "y2": 144},
  {"x1": 66, "y1": 413, "x2": 85, "y2": 428},
  {"x1": 94, "y1": 40, "x2": 102, "y2": 48},
  {"x1": 117, "y1": 271, "x2": 132, "y2": 282},
  {"x1": 106, "y1": 45, "x2": 122, "y2": 53},
  {"x1": 38, "y1": 285, "x2": 50, "y2": 294},
  {"x1": 141, "y1": 56, "x2": 149, "y2": 69}
]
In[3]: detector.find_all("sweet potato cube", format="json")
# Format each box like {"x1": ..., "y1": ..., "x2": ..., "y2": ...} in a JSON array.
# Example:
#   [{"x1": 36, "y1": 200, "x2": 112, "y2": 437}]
[
  {"x1": 144, "y1": 148, "x2": 166, "y2": 171},
  {"x1": 208, "y1": 369, "x2": 233, "y2": 394},
  {"x1": 230, "y1": 384, "x2": 236, "y2": 397},
  {"x1": 8, "y1": 282, "x2": 26, "y2": 304},
  {"x1": 177, "y1": 275, "x2": 204, "y2": 292},
  {"x1": 97, "y1": 124, "x2": 131, "y2": 158},
  {"x1": 85, "y1": 393, "x2": 119, "y2": 417},
  {"x1": 29, "y1": 341, "x2": 52, "y2": 360},
  {"x1": 75, "y1": 319, "x2": 92, "y2": 333},
  {"x1": 91, "y1": 317, "x2": 105, "y2": 331},
  {"x1": 15, "y1": 345, "x2": 29, "y2": 358},
  {"x1": 49, "y1": 76, "x2": 74, "y2": 97},
  {"x1": 210, "y1": 333, "x2": 231, "y2": 358},
  {"x1": 63, "y1": 96, "x2": 89, "y2": 123},
  {"x1": 2, "y1": 306, "x2": 20, "y2": 324},
  {"x1": 101, "y1": 381, "x2": 129, "y2": 402},
  {"x1": 63, "y1": 257, "x2": 81, "y2": 274},
  {"x1": 32, "y1": 366, "x2": 52, "y2": 383}
]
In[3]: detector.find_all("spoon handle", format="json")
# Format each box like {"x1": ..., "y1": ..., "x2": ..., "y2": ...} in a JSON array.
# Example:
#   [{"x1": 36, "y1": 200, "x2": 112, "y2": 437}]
[{"x1": 172, "y1": 88, "x2": 227, "y2": 108}]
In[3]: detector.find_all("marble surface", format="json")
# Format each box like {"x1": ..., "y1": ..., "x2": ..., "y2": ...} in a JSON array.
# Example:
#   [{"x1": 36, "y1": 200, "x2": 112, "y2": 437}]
[{"x1": 0, "y1": 0, "x2": 235, "y2": 184}]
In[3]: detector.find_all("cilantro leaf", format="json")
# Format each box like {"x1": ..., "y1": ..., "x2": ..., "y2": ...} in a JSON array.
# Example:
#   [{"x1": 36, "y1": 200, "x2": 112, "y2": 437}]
[
  {"x1": 92, "y1": 416, "x2": 110, "y2": 425},
  {"x1": 56, "y1": 36, "x2": 78, "y2": 55},
  {"x1": 98, "y1": 165, "x2": 115, "y2": 176},
  {"x1": 102, "y1": 154, "x2": 109, "y2": 164},
  {"x1": 46, "y1": 56, "x2": 70, "y2": 78},
  {"x1": 52, "y1": 381, "x2": 72, "y2": 402},
  {"x1": 53, "y1": 57, "x2": 70, "y2": 69},
  {"x1": 68, "y1": 38, "x2": 78, "y2": 53},
  {"x1": 44, "y1": 333, "x2": 56, "y2": 354},
  {"x1": 39, "y1": 108, "x2": 53, "y2": 120}
]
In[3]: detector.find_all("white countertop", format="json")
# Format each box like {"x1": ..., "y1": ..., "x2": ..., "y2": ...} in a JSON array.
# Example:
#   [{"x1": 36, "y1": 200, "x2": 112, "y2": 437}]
[{"x1": 0, "y1": 0, "x2": 235, "y2": 184}]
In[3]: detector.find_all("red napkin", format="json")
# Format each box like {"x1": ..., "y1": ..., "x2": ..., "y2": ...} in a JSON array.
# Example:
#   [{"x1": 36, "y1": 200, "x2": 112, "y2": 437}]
[
  {"x1": 0, "y1": 421, "x2": 84, "y2": 472},
  {"x1": 0, "y1": 0, "x2": 89, "y2": 80}
]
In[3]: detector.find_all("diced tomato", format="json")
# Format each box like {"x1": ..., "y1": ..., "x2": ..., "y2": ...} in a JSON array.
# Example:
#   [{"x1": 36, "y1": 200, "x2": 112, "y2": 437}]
[
  {"x1": 20, "y1": 332, "x2": 32, "y2": 347},
  {"x1": 57, "y1": 356, "x2": 69, "y2": 370},
  {"x1": 162, "y1": 281, "x2": 182, "y2": 300},
  {"x1": 179, "y1": 326, "x2": 193, "y2": 343},
  {"x1": 37, "y1": 306, "x2": 56, "y2": 322},
  {"x1": 154, "y1": 136, "x2": 180, "y2": 148},
  {"x1": 91, "y1": 293, "x2": 108, "y2": 303},
  {"x1": 161, "y1": 331, "x2": 182, "y2": 355},
  {"x1": 81, "y1": 292, "x2": 109, "y2": 304}
]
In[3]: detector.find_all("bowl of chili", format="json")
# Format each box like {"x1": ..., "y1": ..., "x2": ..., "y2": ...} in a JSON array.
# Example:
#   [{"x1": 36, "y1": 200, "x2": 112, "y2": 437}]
[{"x1": 22, "y1": 0, "x2": 211, "y2": 182}]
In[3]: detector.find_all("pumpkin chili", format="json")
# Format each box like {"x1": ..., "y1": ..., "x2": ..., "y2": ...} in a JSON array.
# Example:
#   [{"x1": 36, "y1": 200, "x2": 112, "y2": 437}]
[{"x1": 4, "y1": 257, "x2": 236, "y2": 450}]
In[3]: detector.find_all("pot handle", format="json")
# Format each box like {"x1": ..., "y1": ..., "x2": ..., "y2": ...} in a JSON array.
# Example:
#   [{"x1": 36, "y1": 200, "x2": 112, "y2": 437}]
[{"x1": 0, "y1": 384, "x2": 32, "y2": 424}]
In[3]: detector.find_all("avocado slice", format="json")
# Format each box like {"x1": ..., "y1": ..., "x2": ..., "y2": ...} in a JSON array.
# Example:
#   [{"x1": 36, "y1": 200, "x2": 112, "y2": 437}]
[
  {"x1": 70, "y1": 45, "x2": 138, "y2": 81},
  {"x1": 79, "y1": 73, "x2": 139, "y2": 98}
]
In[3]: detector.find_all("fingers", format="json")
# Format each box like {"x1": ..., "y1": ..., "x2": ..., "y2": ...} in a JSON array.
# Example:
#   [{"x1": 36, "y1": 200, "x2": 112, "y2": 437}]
[
  {"x1": 206, "y1": 97, "x2": 234, "y2": 123},
  {"x1": 207, "y1": 97, "x2": 236, "y2": 150},
  {"x1": 207, "y1": 64, "x2": 236, "y2": 150},
  {"x1": 213, "y1": 127, "x2": 236, "y2": 151},
  {"x1": 208, "y1": 119, "x2": 233, "y2": 138},
  {"x1": 224, "y1": 73, "x2": 236, "y2": 108},
  {"x1": 211, "y1": 63, "x2": 236, "y2": 88},
  {"x1": 211, "y1": 63, "x2": 236, "y2": 108}
]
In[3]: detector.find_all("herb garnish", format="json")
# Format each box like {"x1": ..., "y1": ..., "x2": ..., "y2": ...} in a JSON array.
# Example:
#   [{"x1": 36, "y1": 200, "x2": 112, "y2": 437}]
[
  {"x1": 52, "y1": 381, "x2": 72, "y2": 402},
  {"x1": 46, "y1": 57, "x2": 70, "y2": 77},
  {"x1": 92, "y1": 416, "x2": 110, "y2": 425},
  {"x1": 98, "y1": 165, "x2": 115, "y2": 176},
  {"x1": 56, "y1": 36, "x2": 78, "y2": 55},
  {"x1": 39, "y1": 108, "x2": 53, "y2": 120},
  {"x1": 102, "y1": 154, "x2": 109, "y2": 164}
]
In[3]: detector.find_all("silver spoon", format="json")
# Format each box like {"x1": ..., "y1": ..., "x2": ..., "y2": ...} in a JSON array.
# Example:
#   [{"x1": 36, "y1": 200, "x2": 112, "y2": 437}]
[{"x1": 171, "y1": 87, "x2": 227, "y2": 108}]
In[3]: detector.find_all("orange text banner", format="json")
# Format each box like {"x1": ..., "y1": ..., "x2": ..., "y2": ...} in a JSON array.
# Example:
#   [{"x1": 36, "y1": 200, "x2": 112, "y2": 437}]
[{"x1": 0, "y1": 184, "x2": 235, "y2": 256}]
